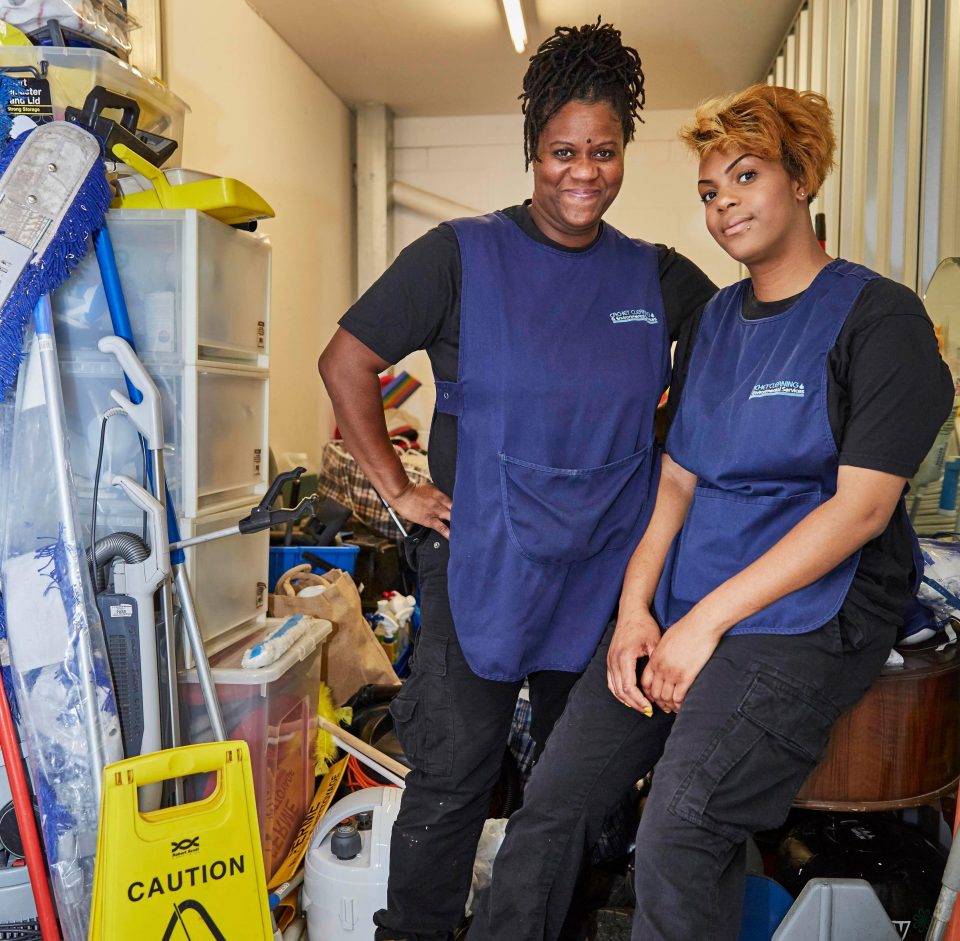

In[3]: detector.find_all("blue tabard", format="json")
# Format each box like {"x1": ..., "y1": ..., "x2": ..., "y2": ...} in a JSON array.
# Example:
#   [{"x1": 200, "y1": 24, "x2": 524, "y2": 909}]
[
  {"x1": 655, "y1": 260, "x2": 879, "y2": 635},
  {"x1": 439, "y1": 212, "x2": 670, "y2": 680}
]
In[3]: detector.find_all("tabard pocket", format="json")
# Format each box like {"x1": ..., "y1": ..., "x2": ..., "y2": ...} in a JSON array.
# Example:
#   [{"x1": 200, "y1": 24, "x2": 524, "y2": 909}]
[
  {"x1": 672, "y1": 486, "x2": 821, "y2": 607},
  {"x1": 499, "y1": 446, "x2": 652, "y2": 565}
]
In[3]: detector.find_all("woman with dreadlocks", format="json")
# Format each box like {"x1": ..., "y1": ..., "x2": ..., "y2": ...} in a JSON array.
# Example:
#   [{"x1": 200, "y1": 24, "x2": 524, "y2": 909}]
[{"x1": 319, "y1": 20, "x2": 714, "y2": 941}]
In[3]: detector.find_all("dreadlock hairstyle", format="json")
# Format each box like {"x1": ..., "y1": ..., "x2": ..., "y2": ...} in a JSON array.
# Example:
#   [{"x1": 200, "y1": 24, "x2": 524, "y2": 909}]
[{"x1": 520, "y1": 18, "x2": 645, "y2": 170}]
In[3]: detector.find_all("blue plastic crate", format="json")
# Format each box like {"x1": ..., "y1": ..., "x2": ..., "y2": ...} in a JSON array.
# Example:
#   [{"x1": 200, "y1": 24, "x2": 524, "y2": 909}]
[{"x1": 269, "y1": 545, "x2": 361, "y2": 591}]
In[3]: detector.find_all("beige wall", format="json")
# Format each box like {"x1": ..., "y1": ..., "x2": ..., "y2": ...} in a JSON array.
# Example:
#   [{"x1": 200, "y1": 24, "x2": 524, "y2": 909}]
[
  {"x1": 162, "y1": 0, "x2": 354, "y2": 464},
  {"x1": 391, "y1": 110, "x2": 739, "y2": 438}
]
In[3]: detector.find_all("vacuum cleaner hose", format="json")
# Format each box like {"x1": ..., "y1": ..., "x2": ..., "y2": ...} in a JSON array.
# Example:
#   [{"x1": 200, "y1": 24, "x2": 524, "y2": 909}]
[{"x1": 87, "y1": 531, "x2": 150, "y2": 592}]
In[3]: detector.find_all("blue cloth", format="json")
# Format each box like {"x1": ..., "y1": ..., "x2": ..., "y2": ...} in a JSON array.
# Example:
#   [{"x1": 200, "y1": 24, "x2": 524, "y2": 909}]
[
  {"x1": 440, "y1": 212, "x2": 670, "y2": 679},
  {"x1": 656, "y1": 260, "x2": 878, "y2": 635}
]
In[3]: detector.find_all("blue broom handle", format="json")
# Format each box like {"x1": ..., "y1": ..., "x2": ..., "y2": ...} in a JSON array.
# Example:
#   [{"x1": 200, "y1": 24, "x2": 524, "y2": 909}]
[{"x1": 93, "y1": 226, "x2": 185, "y2": 566}]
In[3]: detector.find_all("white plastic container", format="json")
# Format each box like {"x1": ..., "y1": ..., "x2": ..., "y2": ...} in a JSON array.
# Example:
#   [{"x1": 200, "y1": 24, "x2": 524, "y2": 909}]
[
  {"x1": 303, "y1": 787, "x2": 402, "y2": 941},
  {"x1": 179, "y1": 505, "x2": 270, "y2": 653},
  {"x1": 58, "y1": 353, "x2": 269, "y2": 524},
  {"x1": 188, "y1": 362, "x2": 270, "y2": 515},
  {"x1": 52, "y1": 209, "x2": 271, "y2": 367},
  {"x1": 1, "y1": 47, "x2": 188, "y2": 155},
  {"x1": 179, "y1": 617, "x2": 333, "y2": 880},
  {"x1": 59, "y1": 356, "x2": 184, "y2": 543}
]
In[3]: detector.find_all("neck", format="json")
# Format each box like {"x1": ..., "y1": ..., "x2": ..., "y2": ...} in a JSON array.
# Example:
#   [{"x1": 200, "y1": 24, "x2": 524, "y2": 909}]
[
  {"x1": 748, "y1": 232, "x2": 831, "y2": 302},
  {"x1": 527, "y1": 201, "x2": 599, "y2": 248}
]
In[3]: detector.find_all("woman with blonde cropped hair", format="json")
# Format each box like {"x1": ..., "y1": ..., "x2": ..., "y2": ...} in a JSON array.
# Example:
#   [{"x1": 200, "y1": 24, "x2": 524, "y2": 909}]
[{"x1": 468, "y1": 84, "x2": 953, "y2": 941}]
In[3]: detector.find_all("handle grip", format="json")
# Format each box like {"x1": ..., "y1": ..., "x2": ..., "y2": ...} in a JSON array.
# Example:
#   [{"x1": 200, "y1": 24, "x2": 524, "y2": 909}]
[
  {"x1": 108, "y1": 741, "x2": 247, "y2": 789},
  {"x1": 81, "y1": 84, "x2": 141, "y2": 132}
]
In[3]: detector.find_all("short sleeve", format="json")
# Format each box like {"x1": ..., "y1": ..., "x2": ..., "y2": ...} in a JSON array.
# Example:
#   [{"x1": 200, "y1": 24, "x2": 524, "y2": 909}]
[
  {"x1": 834, "y1": 280, "x2": 954, "y2": 477},
  {"x1": 338, "y1": 225, "x2": 460, "y2": 364},
  {"x1": 655, "y1": 245, "x2": 717, "y2": 342}
]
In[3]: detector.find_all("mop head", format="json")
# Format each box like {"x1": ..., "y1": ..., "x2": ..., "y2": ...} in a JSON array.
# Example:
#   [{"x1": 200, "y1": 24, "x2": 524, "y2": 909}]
[
  {"x1": 0, "y1": 74, "x2": 19, "y2": 145},
  {"x1": 316, "y1": 683, "x2": 351, "y2": 775},
  {"x1": 0, "y1": 122, "x2": 111, "y2": 397},
  {"x1": 241, "y1": 614, "x2": 312, "y2": 669}
]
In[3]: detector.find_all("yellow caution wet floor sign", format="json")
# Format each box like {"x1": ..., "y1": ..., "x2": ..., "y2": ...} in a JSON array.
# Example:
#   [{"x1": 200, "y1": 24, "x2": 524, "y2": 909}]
[{"x1": 89, "y1": 741, "x2": 274, "y2": 940}]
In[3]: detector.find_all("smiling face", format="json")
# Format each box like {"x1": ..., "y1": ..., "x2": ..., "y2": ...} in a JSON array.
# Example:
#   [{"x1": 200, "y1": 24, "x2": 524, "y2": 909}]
[
  {"x1": 529, "y1": 99, "x2": 625, "y2": 248},
  {"x1": 696, "y1": 148, "x2": 809, "y2": 267}
]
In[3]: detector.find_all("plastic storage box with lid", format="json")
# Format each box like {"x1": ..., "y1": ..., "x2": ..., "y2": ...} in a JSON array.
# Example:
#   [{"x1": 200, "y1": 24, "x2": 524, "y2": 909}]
[
  {"x1": 178, "y1": 616, "x2": 332, "y2": 881},
  {"x1": 2, "y1": 47, "x2": 188, "y2": 159},
  {"x1": 52, "y1": 209, "x2": 271, "y2": 367}
]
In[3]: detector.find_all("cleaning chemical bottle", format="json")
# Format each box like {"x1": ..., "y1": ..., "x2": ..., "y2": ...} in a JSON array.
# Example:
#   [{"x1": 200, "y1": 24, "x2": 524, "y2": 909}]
[{"x1": 372, "y1": 603, "x2": 399, "y2": 664}]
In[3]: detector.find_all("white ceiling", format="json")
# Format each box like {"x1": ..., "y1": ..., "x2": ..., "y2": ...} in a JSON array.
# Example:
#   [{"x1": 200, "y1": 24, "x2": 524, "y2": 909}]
[{"x1": 247, "y1": 0, "x2": 801, "y2": 116}]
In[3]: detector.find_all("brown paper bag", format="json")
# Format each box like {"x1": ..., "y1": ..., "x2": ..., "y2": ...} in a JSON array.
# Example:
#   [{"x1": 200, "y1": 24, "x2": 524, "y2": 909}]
[{"x1": 269, "y1": 564, "x2": 400, "y2": 705}]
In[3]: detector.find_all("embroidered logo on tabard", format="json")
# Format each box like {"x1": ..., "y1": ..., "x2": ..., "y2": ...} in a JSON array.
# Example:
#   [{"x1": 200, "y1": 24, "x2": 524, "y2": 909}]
[
  {"x1": 610, "y1": 309, "x2": 658, "y2": 325},
  {"x1": 749, "y1": 380, "x2": 805, "y2": 400}
]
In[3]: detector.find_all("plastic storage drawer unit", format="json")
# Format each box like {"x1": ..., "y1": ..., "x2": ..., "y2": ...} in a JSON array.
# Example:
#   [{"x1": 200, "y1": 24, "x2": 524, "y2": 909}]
[
  {"x1": 179, "y1": 617, "x2": 332, "y2": 881},
  {"x1": 52, "y1": 209, "x2": 271, "y2": 366},
  {"x1": 56, "y1": 352, "x2": 269, "y2": 523},
  {"x1": 180, "y1": 506, "x2": 270, "y2": 656}
]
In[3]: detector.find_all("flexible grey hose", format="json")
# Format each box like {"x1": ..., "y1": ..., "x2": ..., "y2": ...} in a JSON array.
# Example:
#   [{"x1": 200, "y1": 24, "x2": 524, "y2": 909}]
[{"x1": 87, "y1": 530, "x2": 149, "y2": 592}]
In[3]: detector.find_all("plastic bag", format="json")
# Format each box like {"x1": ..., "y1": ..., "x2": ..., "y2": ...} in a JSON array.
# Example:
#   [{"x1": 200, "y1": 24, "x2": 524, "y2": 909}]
[
  {"x1": 917, "y1": 538, "x2": 960, "y2": 625},
  {"x1": 0, "y1": 0, "x2": 137, "y2": 56},
  {"x1": 465, "y1": 818, "x2": 509, "y2": 916},
  {"x1": 0, "y1": 325, "x2": 123, "y2": 941}
]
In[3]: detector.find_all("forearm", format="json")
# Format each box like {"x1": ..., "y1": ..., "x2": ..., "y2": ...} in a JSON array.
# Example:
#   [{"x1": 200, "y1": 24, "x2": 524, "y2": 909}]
[
  {"x1": 620, "y1": 455, "x2": 695, "y2": 613},
  {"x1": 318, "y1": 333, "x2": 409, "y2": 502},
  {"x1": 694, "y1": 481, "x2": 903, "y2": 637}
]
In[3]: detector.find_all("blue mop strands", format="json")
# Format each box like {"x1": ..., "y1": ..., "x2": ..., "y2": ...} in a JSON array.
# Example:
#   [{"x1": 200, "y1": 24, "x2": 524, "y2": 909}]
[
  {"x1": 0, "y1": 74, "x2": 19, "y2": 144},
  {"x1": 0, "y1": 594, "x2": 19, "y2": 724},
  {"x1": 0, "y1": 129, "x2": 112, "y2": 398}
]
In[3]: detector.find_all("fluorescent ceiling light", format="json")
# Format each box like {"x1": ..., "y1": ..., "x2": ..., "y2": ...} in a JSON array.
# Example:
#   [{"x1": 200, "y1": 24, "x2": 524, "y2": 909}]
[{"x1": 501, "y1": 0, "x2": 527, "y2": 54}]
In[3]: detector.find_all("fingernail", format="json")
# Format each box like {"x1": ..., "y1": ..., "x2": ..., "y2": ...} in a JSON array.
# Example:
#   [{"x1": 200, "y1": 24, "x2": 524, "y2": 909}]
[{"x1": 642, "y1": 706, "x2": 653, "y2": 718}]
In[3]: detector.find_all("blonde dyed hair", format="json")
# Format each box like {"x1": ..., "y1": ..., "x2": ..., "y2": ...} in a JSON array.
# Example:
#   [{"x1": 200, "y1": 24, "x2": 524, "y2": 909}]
[{"x1": 679, "y1": 84, "x2": 835, "y2": 200}]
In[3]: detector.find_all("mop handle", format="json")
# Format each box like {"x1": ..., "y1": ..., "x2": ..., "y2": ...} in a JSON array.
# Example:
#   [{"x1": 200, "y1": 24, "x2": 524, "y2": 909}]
[
  {"x1": 93, "y1": 226, "x2": 185, "y2": 566},
  {"x1": 0, "y1": 682, "x2": 60, "y2": 940}
]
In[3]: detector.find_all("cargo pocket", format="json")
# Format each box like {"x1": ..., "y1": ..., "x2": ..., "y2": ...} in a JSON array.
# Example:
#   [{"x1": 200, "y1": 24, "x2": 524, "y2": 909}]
[
  {"x1": 388, "y1": 633, "x2": 454, "y2": 776},
  {"x1": 499, "y1": 446, "x2": 652, "y2": 565},
  {"x1": 670, "y1": 668, "x2": 838, "y2": 840}
]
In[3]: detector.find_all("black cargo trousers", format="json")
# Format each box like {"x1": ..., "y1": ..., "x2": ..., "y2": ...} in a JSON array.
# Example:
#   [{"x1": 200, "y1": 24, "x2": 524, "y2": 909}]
[
  {"x1": 468, "y1": 612, "x2": 897, "y2": 941},
  {"x1": 373, "y1": 529, "x2": 582, "y2": 941}
]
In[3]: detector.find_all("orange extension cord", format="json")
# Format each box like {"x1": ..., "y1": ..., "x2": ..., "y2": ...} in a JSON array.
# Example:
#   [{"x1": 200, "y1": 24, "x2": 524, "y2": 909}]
[{"x1": 345, "y1": 755, "x2": 399, "y2": 792}]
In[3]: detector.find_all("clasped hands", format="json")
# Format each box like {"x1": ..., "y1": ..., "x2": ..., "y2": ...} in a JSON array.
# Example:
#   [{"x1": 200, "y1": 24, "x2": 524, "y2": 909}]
[{"x1": 606, "y1": 604, "x2": 724, "y2": 715}]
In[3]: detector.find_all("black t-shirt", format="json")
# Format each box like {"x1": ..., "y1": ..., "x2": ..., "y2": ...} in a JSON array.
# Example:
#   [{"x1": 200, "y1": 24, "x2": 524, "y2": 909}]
[
  {"x1": 667, "y1": 275, "x2": 955, "y2": 632},
  {"x1": 341, "y1": 204, "x2": 718, "y2": 495}
]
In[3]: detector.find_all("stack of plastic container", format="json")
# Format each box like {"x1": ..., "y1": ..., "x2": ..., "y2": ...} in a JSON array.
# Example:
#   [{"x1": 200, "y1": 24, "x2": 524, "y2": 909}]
[{"x1": 53, "y1": 206, "x2": 273, "y2": 654}]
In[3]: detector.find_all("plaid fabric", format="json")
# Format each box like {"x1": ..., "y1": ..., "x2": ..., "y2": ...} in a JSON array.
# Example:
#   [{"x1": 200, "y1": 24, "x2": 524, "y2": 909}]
[
  {"x1": 317, "y1": 439, "x2": 432, "y2": 538},
  {"x1": 507, "y1": 696, "x2": 637, "y2": 864}
]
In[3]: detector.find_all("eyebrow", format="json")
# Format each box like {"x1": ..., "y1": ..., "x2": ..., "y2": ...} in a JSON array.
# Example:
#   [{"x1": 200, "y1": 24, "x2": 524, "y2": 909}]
[
  {"x1": 698, "y1": 153, "x2": 760, "y2": 186},
  {"x1": 548, "y1": 139, "x2": 620, "y2": 147}
]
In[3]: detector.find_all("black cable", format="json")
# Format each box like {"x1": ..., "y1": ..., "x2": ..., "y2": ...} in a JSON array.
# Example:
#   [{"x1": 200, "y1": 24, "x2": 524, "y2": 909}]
[
  {"x1": 140, "y1": 435, "x2": 148, "y2": 543},
  {"x1": 89, "y1": 413, "x2": 111, "y2": 596}
]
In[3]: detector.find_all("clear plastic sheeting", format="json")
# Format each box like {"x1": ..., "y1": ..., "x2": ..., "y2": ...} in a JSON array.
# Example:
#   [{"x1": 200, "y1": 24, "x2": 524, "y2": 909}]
[
  {"x1": 0, "y1": 0, "x2": 137, "y2": 56},
  {"x1": 1, "y1": 320, "x2": 122, "y2": 941},
  {"x1": 918, "y1": 538, "x2": 960, "y2": 622}
]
